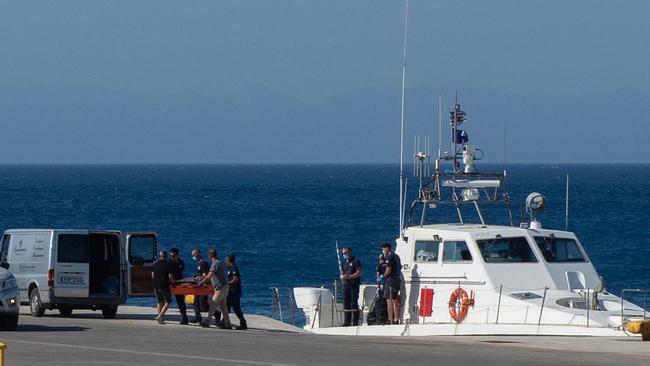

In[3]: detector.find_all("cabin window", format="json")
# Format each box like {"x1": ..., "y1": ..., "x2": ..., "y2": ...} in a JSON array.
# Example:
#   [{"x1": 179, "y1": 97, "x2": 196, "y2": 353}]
[
  {"x1": 414, "y1": 240, "x2": 439, "y2": 262},
  {"x1": 57, "y1": 234, "x2": 90, "y2": 263},
  {"x1": 442, "y1": 241, "x2": 472, "y2": 262},
  {"x1": 534, "y1": 237, "x2": 587, "y2": 263},
  {"x1": 477, "y1": 236, "x2": 538, "y2": 263}
]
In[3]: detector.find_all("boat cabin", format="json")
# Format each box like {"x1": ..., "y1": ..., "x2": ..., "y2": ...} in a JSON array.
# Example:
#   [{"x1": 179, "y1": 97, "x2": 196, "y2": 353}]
[{"x1": 398, "y1": 224, "x2": 598, "y2": 292}]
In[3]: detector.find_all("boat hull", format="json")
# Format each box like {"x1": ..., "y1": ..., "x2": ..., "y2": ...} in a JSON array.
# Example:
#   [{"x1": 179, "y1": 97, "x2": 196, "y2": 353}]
[{"x1": 308, "y1": 323, "x2": 639, "y2": 337}]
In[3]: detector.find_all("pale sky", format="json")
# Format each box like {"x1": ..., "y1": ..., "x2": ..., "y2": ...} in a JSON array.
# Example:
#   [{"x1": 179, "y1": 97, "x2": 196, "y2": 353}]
[{"x1": 1, "y1": 1, "x2": 648, "y2": 163}]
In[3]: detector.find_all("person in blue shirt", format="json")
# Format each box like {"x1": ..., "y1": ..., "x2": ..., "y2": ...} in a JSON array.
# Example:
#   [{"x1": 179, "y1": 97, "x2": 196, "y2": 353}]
[
  {"x1": 340, "y1": 246, "x2": 362, "y2": 326},
  {"x1": 168, "y1": 247, "x2": 188, "y2": 325},
  {"x1": 376, "y1": 253, "x2": 387, "y2": 289},
  {"x1": 190, "y1": 248, "x2": 212, "y2": 324},
  {"x1": 381, "y1": 242, "x2": 402, "y2": 325},
  {"x1": 226, "y1": 254, "x2": 247, "y2": 330}
]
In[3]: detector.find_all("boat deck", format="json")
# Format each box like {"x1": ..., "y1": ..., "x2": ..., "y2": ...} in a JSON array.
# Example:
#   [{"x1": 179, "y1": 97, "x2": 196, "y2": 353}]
[{"x1": 1, "y1": 306, "x2": 648, "y2": 366}]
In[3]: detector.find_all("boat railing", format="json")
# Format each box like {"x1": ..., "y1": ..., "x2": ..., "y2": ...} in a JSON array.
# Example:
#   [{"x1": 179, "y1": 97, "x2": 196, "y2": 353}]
[
  {"x1": 276, "y1": 283, "x2": 649, "y2": 329},
  {"x1": 620, "y1": 288, "x2": 649, "y2": 325},
  {"x1": 410, "y1": 285, "x2": 649, "y2": 329},
  {"x1": 269, "y1": 286, "x2": 297, "y2": 325},
  {"x1": 270, "y1": 280, "x2": 349, "y2": 327},
  {"x1": 331, "y1": 278, "x2": 370, "y2": 326}
]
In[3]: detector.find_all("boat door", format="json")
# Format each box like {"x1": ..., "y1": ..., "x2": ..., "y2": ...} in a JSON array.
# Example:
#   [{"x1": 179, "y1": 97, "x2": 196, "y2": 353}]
[{"x1": 125, "y1": 232, "x2": 157, "y2": 297}]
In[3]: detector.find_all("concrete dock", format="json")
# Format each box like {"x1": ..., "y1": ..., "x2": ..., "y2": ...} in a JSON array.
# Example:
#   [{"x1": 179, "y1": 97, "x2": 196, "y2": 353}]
[{"x1": 1, "y1": 306, "x2": 648, "y2": 365}]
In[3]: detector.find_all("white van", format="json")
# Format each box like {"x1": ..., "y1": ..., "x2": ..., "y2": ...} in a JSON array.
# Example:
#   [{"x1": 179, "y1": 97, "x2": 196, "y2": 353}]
[{"x1": 0, "y1": 229, "x2": 157, "y2": 318}]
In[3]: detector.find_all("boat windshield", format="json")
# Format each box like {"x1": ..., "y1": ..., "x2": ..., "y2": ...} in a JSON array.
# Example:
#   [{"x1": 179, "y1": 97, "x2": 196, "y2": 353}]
[
  {"x1": 533, "y1": 236, "x2": 587, "y2": 263},
  {"x1": 414, "y1": 240, "x2": 439, "y2": 262},
  {"x1": 476, "y1": 237, "x2": 538, "y2": 263},
  {"x1": 442, "y1": 241, "x2": 472, "y2": 262}
]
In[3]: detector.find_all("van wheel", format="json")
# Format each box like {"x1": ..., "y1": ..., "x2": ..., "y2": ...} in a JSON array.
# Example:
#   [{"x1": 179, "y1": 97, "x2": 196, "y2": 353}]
[
  {"x1": 0, "y1": 314, "x2": 19, "y2": 331},
  {"x1": 58, "y1": 306, "x2": 73, "y2": 317},
  {"x1": 29, "y1": 289, "x2": 45, "y2": 317},
  {"x1": 102, "y1": 305, "x2": 118, "y2": 319}
]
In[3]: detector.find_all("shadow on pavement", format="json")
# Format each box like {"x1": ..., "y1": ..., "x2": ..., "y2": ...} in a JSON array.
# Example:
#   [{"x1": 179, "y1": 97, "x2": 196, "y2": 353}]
[
  {"x1": 65, "y1": 313, "x2": 157, "y2": 321},
  {"x1": 16, "y1": 324, "x2": 90, "y2": 332},
  {"x1": 26, "y1": 311, "x2": 158, "y2": 321}
]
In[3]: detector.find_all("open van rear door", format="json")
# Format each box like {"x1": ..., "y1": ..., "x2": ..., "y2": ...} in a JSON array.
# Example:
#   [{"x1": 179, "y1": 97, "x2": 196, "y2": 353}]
[{"x1": 125, "y1": 232, "x2": 157, "y2": 296}]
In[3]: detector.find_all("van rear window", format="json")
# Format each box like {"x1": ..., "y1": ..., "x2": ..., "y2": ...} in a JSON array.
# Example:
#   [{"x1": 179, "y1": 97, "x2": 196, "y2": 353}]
[{"x1": 58, "y1": 234, "x2": 89, "y2": 263}]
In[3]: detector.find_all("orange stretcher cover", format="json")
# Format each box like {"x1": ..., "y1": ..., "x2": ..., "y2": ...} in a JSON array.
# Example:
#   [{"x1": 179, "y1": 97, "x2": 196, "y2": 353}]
[{"x1": 170, "y1": 283, "x2": 214, "y2": 296}]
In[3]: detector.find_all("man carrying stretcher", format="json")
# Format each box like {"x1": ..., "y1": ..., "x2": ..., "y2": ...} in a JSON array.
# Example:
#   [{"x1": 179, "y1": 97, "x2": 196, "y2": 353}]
[
  {"x1": 198, "y1": 249, "x2": 232, "y2": 329},
  {"x1": 189, "y1": 248, "x2": 211, "y2": 324}
]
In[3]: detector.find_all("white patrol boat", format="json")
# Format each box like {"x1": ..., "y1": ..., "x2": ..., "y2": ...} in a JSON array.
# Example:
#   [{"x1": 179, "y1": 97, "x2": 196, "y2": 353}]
[
  {"x1": 289, "y1": 97, "x2": 648, "y2": 337},
  {"x1": 286, "y1": 2, "x2": 648, "y2": 337}
]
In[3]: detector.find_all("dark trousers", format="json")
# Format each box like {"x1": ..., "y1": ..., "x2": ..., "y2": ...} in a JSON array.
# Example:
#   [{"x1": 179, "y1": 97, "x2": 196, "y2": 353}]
[
  {"x1": 174, "y1": 295, "x2": 187, "y2": 320},
  {"x1": 227, "y1": 294, "x2": 247, "y2": 326},
  {"x1": 192, "y1": 295, "x2": 208, "y2": 321},
  {"x1": 343, "y1": 284, "x2": 360, "y2": 326}
]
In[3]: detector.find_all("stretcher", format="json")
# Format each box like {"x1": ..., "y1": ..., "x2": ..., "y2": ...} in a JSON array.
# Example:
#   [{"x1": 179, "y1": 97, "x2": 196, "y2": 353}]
[{"x1": 170, "y1": 277, "x2": 214, "y2": 296}]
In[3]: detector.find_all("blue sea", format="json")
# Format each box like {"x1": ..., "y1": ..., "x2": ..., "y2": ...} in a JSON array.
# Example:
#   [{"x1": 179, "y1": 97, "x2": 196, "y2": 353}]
[{"x1": 1, "y1": 164, "x2": 648, "y2": 316}]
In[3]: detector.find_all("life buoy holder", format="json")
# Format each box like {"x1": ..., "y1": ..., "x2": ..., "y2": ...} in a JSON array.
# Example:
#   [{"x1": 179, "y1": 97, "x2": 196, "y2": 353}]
[{"x1": 448, "y1": 288, "x2": 475, "y2": 323}]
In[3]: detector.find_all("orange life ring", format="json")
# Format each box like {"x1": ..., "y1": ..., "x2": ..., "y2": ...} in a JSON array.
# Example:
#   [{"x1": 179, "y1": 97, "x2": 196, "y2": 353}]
[{"x1": 448, "y1": 288, "x2": 471, "y2": 322}]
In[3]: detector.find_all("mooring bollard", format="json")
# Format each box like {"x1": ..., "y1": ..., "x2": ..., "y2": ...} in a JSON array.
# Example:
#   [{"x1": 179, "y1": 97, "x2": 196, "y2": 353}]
[
  {"x1": 641, "y1": 321, "x2": 650, "y2": 341},
  {"x1": 625, "y1": 320, "x2": 650, "y2": 341},
  {"x1": 0, "y1": 342, "x2": 6, "y2": 366}
]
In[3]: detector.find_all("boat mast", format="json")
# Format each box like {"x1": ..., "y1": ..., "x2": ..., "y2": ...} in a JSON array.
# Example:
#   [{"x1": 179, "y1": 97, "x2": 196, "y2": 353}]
[
  {"x1": 437, "y1": 95, "x2": 442, "y2": 160},
  {"x1": 451, "y1": 91, "x2": 457, "y2": 172},
  {"x1": 565, "y1": 174, "x2": 570, "y2": 231},
  {"x1": 398, "y1": 0, "x2": 409, "y2": 238}
]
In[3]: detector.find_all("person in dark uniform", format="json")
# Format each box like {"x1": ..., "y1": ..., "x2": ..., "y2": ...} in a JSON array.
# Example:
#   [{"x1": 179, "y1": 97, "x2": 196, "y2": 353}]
[
  {"x1": 376, "y1": 253, "x2": 386, "y2": 289},
  {"x1": 168, "y1": 247, "x2": 188, "y2": 325},
  {"x1": 190, "y1": 248, "x2": 211, "y2": 324},
  {"x1": 366, "y1": 252, "x2": 388, "y2": 325},
  {"x1": 152, "y1": 250, "x2": 174, "y2": 325},
  {"x1": 381, "y1": 242, "x2": 402, "y2": 325},
  {"x1": 226, "y1": 254, "x2": 247, "y2": 330},
  {"x1": 340, "y1": 246, "x2": 362, "y2": 326},
  {"x1": 375, "y1": 252, "x2": 386, "y2": 287}
]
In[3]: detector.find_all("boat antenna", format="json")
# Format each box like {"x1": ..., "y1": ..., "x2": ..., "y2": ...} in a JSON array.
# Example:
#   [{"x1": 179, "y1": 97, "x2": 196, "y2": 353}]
[
  {"x1": 565, "y1": 174, "x2": 570, "y2": 231},
  {"x1": 451, "y1": 90, "x2": 459, "y2": 172},
  {"x1": 398, "y1": 0, "x2": 409, "y2": 238},
  {"x1": 437, "y1": 95, "x2": 442, "y2": 160},
  {"x1": 503, "y1": 124, "x2": 514, "y2": 226},
  {"x1": 503, "y1": 124, "x2": 508, "y2": 171}
]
